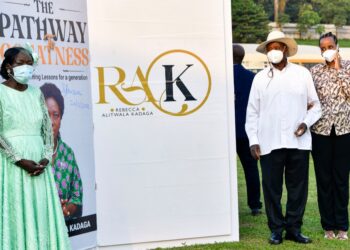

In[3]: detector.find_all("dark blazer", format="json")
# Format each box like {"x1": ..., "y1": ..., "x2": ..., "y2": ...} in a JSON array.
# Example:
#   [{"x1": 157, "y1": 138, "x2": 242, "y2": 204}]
[{"x1": 234, "y1": 64, "x2": 255, "y2": 139}]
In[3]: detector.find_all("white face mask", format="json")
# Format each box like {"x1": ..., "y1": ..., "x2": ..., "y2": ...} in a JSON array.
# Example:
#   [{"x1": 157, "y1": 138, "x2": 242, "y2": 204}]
[
  {"x1": 267, "y1": 50, "x2": 284, "y2": 64},
  {"x1": 322, "y1": 49, "x2": 337, "y2": 62},
  {"x1": 12, "y1": 64, "x2": 34, "y2": 84}
]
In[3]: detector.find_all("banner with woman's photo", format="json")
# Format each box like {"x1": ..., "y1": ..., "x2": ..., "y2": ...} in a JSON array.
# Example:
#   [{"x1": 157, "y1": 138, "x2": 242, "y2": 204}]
[{"x1": 0, "y1": 0, "x2": 97, "y2": 249}]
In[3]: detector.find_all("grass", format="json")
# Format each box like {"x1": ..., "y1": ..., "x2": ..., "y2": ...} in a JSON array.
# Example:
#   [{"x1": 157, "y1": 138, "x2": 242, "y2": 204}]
[
  {"x1": 296, "y1": 39, "x2": 350, "y2": 47},
  {"x1": 156, "y1": 157, "x2": 350, "y2": 250}
]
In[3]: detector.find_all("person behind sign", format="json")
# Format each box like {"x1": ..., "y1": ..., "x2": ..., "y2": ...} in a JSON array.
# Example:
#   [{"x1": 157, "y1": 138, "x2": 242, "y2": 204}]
[
  {"x1": 310, "y1": 32, "x2": 350, "y2": 240},
  {"x1": 245, "y1": 31, "x2": 322, "y2": 245},
  {"x1": 0, "y1": 45, "x2": 71, "y2": 249},
  {"x1": 40, "y1": 82, "x2": 83, "y2": 220},
  {"x1": 233, "y1": 44, "x2": 263, "y2": 216}
]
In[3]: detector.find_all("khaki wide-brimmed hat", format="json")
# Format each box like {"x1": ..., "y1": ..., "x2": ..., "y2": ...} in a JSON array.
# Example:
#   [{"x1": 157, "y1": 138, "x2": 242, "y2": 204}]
[{"x1": 256, "y1": 31, "x2": 298, "y2": 57}]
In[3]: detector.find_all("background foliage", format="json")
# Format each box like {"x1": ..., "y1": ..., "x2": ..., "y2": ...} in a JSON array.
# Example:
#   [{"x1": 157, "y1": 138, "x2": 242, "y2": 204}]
[
  {"x1": 232, "y1": 0, "x2": 350, "y2": 42},
  {"x1": 232, "y1": 0, "x2": 269, "y2": 43}
]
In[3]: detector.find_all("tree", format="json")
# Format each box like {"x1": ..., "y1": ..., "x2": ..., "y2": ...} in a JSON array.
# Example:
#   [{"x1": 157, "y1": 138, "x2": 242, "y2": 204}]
[
  {"x1": 255, "y1": 0, "x2": 274, "y2": 20},
  {"x1": 278, "y1": 0, "x2": 289, "y2": 17},
  {"x1": 312, "y1": 0, "x2": 350, "y2": 26},
  {"x1": 278, "y1": 13, "x2": 290, "y2": 27},
  {"x1": 258, "y1": 0, "x2": 290, "y2": 28},
  {"x1": 285, "y1": 0, "x2": 312, "y2": 22},
  {"x1": 297, "y1": 4, "x2": 322, "y2": 38},
  {"x1": 232, "y1": 0, "x2": 269, "y2": 43},
  {"x1": 275, "y1": 0, "x2": 289, "y2": 27},
  {"x1": 274, "y1": 0, "x2": 279, "y2": 23},
  {"x1": 315, "y1": 25, "x2": 325, "y2": 36}
]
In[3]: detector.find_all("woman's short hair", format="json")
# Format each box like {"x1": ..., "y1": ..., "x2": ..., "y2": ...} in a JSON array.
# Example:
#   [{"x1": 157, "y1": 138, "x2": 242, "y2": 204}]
[
  {"x1": 40, "y1": 83, "x2": 65, "y2": 117},
  {"x1": 319, "y1": 32, "x2": 338, "y2": 46},
  {"x1": 0, "y1": 47, "x2": 33, "y2": 80}
]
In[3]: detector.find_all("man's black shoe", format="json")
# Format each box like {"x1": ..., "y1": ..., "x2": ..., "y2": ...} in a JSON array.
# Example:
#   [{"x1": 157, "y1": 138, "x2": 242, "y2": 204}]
[
  {"x1": 269, "y1": 232, "x2": 283, "y2": 245},
  {"x1": 251, "y1": 208, "x2": 262, "y2": 216},
  {"x1": 285, "y1": 232, "x2": 312, "y2": 244}
]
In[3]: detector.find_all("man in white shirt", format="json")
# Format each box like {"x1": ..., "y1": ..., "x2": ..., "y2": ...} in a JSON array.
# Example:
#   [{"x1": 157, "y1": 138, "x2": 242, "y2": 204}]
[{"x1": 245, "y1": 31, "x2": 322, "y2": 245}]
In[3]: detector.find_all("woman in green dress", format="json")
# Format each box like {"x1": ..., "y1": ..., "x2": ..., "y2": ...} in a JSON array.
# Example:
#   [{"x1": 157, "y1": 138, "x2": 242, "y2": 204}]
[
  {"x1": 0, "y1": 46, "x2": 71, "y2": 249},
  {"x1": 40, "y1": 83, "x2": 83, "y2": 220}
]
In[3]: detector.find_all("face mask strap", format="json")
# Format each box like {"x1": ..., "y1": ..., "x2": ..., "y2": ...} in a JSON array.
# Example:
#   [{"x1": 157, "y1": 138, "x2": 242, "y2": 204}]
[{"x1": 8, "y1": 72, "x2": 14, "y2": 79}]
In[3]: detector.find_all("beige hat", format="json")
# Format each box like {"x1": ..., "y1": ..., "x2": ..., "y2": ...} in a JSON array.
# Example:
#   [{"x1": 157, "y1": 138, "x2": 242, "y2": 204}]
[{"x1": 256, "y1": 31, "x2": 298, "y2": 57}]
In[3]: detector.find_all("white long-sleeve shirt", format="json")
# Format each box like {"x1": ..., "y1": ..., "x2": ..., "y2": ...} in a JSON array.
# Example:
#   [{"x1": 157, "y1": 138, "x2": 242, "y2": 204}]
[{"x1": 245, "y1": 62, "x2": 322, "y2": 155}]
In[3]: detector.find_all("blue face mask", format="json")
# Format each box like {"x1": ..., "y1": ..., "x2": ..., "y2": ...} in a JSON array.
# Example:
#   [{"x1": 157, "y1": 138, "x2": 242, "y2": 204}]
[{"x1": 12, "y1": 64, "x2": 34, "y2": 84}]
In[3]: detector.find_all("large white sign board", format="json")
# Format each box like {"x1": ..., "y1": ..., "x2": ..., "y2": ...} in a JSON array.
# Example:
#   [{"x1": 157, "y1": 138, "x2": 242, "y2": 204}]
[{"x1": 87, "y1": 0, "x2": 238, "y2": 248}]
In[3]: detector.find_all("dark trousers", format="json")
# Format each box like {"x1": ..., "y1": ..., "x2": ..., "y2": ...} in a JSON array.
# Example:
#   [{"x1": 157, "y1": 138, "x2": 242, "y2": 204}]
[
  {"x1": 236, "y1": 137, "x2": 262, "y2": 210},
  {"x1": 311, "y1": 129, "x2": 350, "y2": 231},
  {"x1": 260, "y1": 149, "x2": 309, "y2": 234}
]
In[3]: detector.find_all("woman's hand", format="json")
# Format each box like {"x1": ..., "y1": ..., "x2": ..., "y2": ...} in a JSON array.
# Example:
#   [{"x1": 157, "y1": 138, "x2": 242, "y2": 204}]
[
  {"x1": 38, "y1": 158, "x2": 49, "y2": 167},
  {"x1": 61, "y1": 199, "x2": 70, "y2": 216},
  {"x1": 61, "y1": 199, "x2": 78, "y2": 217},
  {"x1": 15, "y1": 159, "x2": 46, "y2": 176},
  {"x1": 334, "y1": 51, "x2": 341, "y2": 70}
]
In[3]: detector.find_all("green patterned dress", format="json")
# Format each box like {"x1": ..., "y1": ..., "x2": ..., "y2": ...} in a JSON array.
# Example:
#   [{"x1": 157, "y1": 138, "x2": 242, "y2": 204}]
[
  {"x1": 52, "y1": 137, "x2": 83, "y2": 219},
  {"x1": 0, "y1": 84, "x2": 71, "y2": 250}
]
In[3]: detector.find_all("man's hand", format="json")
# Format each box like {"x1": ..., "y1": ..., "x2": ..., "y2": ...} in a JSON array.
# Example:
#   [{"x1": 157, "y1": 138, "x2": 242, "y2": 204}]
[
  {"x1": 295, "y1": 123, "x2": 307, "y2": 137},
  {"x1": 307, "y1": 102, "x2": 314, "y2": 110},
  {"x1": 250, "y1": 144, "x2": 261, "y2": 160}
]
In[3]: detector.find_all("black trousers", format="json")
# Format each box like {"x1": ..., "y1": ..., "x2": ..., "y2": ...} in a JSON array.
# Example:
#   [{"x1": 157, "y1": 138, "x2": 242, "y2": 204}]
[
  {"x1": 260, "y1": 149, "x2": 309, "y2": 234},
  {"x1": 311, "y1": 129, "x2": 350, "y2": 231},
  {"x1": 236, "y1": 137, "x2": 262, "y2": 210}
]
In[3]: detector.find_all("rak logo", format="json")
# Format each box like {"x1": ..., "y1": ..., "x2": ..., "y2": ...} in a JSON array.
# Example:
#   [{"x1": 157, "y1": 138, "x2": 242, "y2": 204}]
[{"x1": 95, "y1": 50, "x2": 211, "y2": 116}]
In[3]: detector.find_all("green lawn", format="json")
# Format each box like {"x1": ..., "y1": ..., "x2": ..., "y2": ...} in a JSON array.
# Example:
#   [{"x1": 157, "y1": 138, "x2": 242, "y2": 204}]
[
  {"x1": 157, "y1": 157, "x2": 350, "y2": 250},
  {"x1": 296, "y1": 39, "x2": 350, "y2": 48}
]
